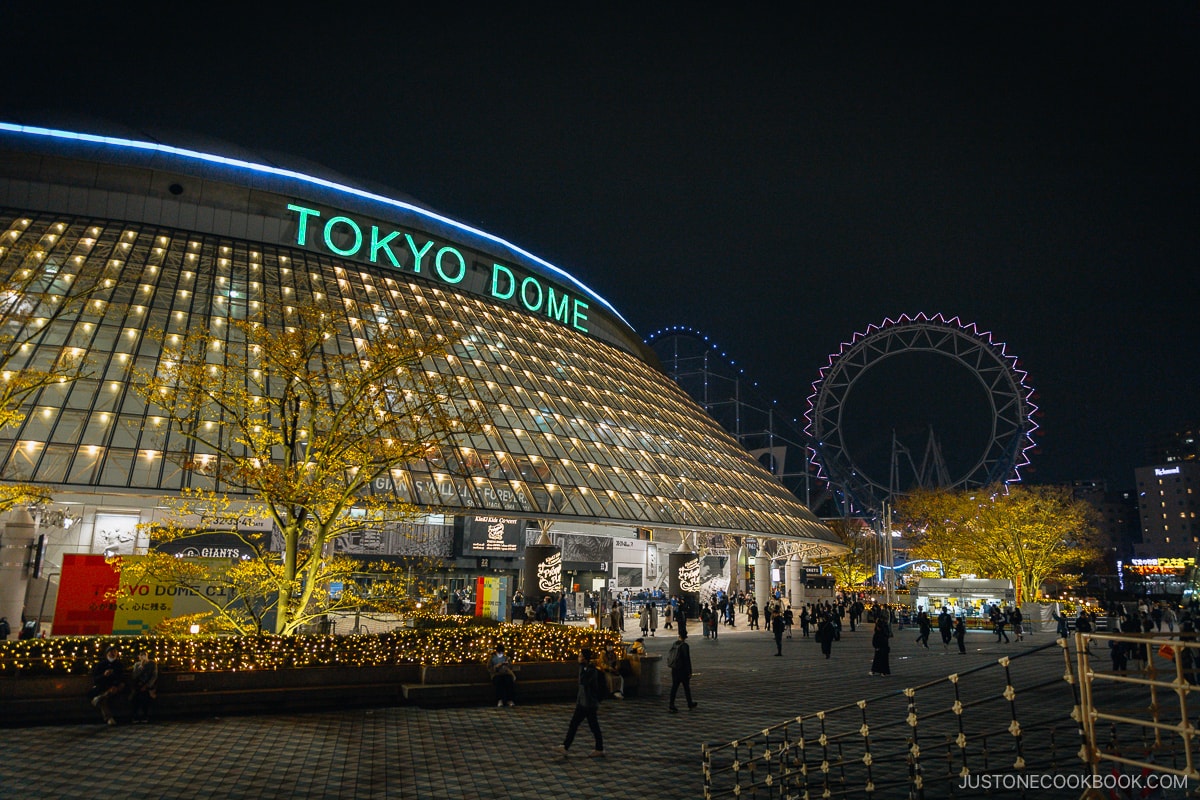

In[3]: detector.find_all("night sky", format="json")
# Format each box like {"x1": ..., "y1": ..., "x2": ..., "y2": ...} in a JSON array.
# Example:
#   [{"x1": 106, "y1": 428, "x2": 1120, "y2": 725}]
[{"x1": 2, "y1": 4, "x2": 1196, "y2": 490}]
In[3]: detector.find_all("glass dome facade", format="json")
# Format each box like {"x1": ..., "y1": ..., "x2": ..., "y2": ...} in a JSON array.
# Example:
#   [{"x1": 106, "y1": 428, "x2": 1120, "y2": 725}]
[{"x1": 0, "y1": 122, "x2": 841, "y2": 548}]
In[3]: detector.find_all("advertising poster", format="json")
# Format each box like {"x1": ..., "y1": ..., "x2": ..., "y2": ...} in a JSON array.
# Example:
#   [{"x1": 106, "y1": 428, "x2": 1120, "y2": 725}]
[
  {"x1": 111, "y1": 557, "x2": 230, "y2": 635},
  {"x1": 461, "y1": 515, "x2": 524, "y2": 557},
  {"x1": 52, "y1": 554, "x2": 119, "y2": 635},
  {"x1": 669, "y1": 551, "x2": 701, "y2": 617},
  {"x1": 522, "y1": 544, "x2": 562, "y2": 599},
  {"x1": 53, "y1": 555, "x2": 262, "y2": 635},
  {"x1": 474, "y1": 575, "x2": 509, "y2": 622},
  {"x1": 559, "y1": 533, "x2": 613, "y2": 570}
]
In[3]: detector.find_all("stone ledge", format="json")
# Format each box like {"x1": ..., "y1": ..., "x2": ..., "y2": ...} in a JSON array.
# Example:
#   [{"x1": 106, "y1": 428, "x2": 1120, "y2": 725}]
[{"x1": 0, "y1": 657, "x2": 661, "y2": 726}]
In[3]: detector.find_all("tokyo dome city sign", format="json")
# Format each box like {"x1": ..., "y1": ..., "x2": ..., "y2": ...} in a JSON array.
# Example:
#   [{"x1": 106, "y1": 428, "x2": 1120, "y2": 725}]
[{"x1": 286, "y1": 204, "x2": 591, "y2": 334}]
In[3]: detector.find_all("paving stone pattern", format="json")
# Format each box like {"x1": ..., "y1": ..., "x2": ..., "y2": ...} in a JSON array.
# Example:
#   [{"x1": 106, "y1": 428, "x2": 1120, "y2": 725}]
[{"x1": 0, "y1": 622, "x2": 1136, "y2": 799}]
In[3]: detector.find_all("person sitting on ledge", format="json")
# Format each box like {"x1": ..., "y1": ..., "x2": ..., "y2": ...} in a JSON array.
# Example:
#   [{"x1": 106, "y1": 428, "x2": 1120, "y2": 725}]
[
  {"x1": 88, "y1": 646, "x2": 126, "y2": 726},
  {"x1": 598, "y1": 643, "x2": 625, "y2": 699}
]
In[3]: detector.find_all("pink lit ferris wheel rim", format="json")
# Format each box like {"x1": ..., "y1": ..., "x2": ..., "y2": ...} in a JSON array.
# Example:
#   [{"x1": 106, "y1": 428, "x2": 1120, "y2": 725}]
[{"x1": 804, "y1": 313, "x2": 1039, "y2": 511}]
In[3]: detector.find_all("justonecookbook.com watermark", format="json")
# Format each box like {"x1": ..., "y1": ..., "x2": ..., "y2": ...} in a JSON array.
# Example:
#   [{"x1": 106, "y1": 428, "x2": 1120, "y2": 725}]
[{"x1": 960, "y1": 772, "x2": 1190, "y2": 792}]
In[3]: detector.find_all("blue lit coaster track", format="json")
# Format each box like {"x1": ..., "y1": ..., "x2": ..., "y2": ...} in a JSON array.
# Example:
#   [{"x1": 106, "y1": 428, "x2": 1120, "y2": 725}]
[{"x1": 645, "y1": 325, "x2": 836, "y2": 514}]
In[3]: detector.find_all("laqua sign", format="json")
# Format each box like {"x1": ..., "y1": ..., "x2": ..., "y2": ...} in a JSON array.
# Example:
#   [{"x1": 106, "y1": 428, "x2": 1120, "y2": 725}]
[{"x1": 286, "y1": 204, "x2": 590, "y2": 333}]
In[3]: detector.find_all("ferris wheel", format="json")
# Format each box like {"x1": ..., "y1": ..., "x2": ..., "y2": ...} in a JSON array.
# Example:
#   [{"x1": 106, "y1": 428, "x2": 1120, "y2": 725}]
[{"x1": 805, "y1": 313, "x2": 1039, "y2": 515}]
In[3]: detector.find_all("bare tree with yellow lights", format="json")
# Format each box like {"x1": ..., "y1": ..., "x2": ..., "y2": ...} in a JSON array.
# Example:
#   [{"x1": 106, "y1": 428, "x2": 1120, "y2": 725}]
[{"x1": 123, "y1": 300, "x2": 485, "y2": 635}]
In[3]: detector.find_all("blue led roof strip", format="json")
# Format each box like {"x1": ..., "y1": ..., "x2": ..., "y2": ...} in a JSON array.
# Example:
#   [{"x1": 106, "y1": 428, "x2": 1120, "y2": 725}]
[{"x1": 0, "y1": 122, "x2": 632, "y2": 330}]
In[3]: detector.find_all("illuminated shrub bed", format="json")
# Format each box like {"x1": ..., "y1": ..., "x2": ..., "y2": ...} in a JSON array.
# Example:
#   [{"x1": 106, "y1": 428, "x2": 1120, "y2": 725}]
[{"x1": 0, "y1": 621, "x2": 621, "y2": 677}]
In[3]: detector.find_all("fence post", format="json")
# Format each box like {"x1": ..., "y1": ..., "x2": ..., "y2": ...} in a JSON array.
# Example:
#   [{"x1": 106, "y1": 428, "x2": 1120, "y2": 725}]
[{"x1": 1075, "y1": 630, "x2": 1098, "y2": 783}]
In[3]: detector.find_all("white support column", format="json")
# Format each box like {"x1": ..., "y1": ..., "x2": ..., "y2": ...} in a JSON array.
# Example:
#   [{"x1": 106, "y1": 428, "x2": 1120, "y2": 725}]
[
  {"x1": 0, "y1": 507, "x2": 36, "y2": 629},
  {"x1": 754, "y1": 549, "x2": 771, "y2": 612},
  {"x1": 789, "y1": 553, "x2": 808, "y2": 607},
  {"x1": 786, "y1": 554, "x2": 802, "y2": 609},
  {"x1": 733, "y1": 544, "x2": 747, "y2": 593}
]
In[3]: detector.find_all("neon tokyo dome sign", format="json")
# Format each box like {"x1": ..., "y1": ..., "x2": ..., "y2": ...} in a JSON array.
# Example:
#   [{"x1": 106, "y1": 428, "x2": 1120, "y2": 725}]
[
  {"x1": 287, "y1": 204, "x2": 591, "y2": 333},
  {"x1": 0, "y1": 124, "x2": 626, "y2": 336}
]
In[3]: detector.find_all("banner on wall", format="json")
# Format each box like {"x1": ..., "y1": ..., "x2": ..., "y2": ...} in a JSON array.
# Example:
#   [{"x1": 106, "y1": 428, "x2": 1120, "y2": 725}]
[
  {"x1": 53, "y1": 554, "x2": 270, "y2": 635},
  {"x1": 522, "y1": 544, "x2": 562, "y2": 599},
  {"x1": 559, "y1": 533, "x2": 613, "y2": 570},
  {"x1": 112, "y1": 557, "x2": 233, "y2": 635},
  {"x1": 669, "y1": 551, "x2": 701, "y2": 617},
  {"x1": 461, "y1": 515, "x2": 525, "y2": 556},
  {"x1": 52, "y1": 554, "x2": 119, "y2": 635},
  {"x1": 475, "y1": 576, "x2": 509, "y2": 622}
]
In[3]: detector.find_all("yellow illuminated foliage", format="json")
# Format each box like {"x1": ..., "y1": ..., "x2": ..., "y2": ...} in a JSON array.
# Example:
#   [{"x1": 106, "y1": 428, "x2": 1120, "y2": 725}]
[
  {"x1": 126, "y1": 299, "x2": 486, "y2": 635},
  {"x1": 896, "y1": 484, "x2": 1101, "y2": 604},
  {"x1": 814, "y1": 518, "x2": 877, "y2": 587}
]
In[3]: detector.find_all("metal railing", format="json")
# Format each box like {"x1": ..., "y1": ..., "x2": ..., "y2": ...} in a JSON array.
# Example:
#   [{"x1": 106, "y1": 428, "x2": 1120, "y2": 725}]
[
  {"x1": 1077, "y1": 630, "x2": 1199, "y2": 788},
  {"x1": 702, "y1": 639, "x2": 1083, "y2": 798}
]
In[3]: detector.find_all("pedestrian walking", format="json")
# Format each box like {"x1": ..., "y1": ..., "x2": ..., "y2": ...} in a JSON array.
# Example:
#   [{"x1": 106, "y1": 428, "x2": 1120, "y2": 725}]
[
  {"x1": 558, "y1": 648, "x2": 605, "y2": 758},
  {"x1": 869, "y1": 618, "x2": 891, "y2": 675},
  {"x1": 1011, "y1": 606, "x2": 1024, "y2": 642},
  {"x1": 816, "y1": 615, "x2": 836, "y2": 659},
  {"x1": 667, "y1": 632, "x2": 696, "y2": 712},
  {"x1": 991, "y1": 607, "x2": 1010, "y2": 643},
  {"x1": 748, "y1": 600, "x2": 760, "y2": 630},
  {"x1": 937, "y1": 607, "x2": 953, "y2": 649},
  {"x1": 609, "y1": 600, "x2": 622, "y2": 632},
  {"x1": 954, "y1": 616, "x2": 967, "y2": 654},
  {"x1": 1164, "y1": 605, "x2": 1178, "y2": 633},
  {"x1": 771, "y1": 609, "x2": 785, "y2": 655},
  {"x1": 915, "y1": 609, "x2": 932, "y2": 648}
]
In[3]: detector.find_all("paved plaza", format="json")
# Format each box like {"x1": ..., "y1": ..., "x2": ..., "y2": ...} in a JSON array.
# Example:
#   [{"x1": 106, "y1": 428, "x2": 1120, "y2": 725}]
[{"x1": 0, "y1": 622, "x2": 1127, "y2": 799}]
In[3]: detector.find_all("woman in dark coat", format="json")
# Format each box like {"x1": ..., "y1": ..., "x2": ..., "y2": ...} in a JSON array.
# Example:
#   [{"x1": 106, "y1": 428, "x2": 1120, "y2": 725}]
[{"x1": 869, "y1": 618, "x2": 891, "y2": 675}]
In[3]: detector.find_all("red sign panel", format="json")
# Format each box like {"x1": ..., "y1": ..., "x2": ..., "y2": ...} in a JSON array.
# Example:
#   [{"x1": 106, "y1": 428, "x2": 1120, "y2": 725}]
[{"x1": 52, "y1": 554, "x2": 119, "y2": 635}]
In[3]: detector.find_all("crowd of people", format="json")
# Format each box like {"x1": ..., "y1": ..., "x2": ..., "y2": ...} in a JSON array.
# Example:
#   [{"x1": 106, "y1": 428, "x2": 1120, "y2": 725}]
[{"x1": 47, "y1": 589, "x2": 1200, "y2": 734}]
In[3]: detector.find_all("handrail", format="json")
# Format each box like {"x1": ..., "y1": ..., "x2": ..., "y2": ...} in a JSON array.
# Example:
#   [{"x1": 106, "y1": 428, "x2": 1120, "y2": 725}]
[
  {"x1": 702, "y1": 639, "x2": 1080, "y2": 799},
  {"x1": 1076, "y1": 630, "x2": 1198, "y2": 785}
]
